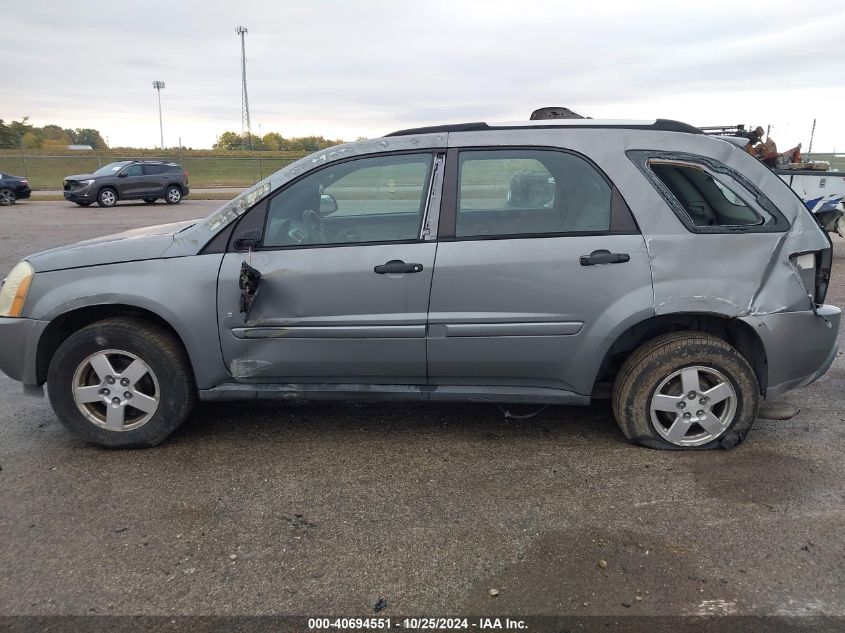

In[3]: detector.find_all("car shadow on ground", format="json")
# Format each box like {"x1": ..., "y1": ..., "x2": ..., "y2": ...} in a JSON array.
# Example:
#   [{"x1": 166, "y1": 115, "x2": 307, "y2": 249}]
[{"x1": 169, "y1": 399, "x2": 629, "y2": 448}]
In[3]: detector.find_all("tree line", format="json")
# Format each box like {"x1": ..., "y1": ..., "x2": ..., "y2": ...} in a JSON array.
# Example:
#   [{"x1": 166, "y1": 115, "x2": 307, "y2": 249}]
[
  {"x1": 213, "y1": 131, "x2": 348, "y2": 151},
  {"x1": 0, "y1": 118, "x2": 107, "y2": 150},
  {"x1": 0, "y1": 117, "x2": 351, "y2": 152}
]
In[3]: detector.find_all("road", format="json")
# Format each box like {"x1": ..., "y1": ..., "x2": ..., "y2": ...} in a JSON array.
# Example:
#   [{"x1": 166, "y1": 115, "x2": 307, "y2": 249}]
[{"x1": 0, "y1": 200, "x2": 843, "y2": 620}]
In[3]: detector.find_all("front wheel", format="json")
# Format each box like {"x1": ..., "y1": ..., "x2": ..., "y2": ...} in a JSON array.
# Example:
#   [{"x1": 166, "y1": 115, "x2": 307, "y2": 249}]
[
  {"x1": 97, "y1": 188, "x2": 118, "y2": 208},
  {"x1": 47, "y1": 318, "x2": 195, "y2": 448},
  {"x1": 612, "y1": 332, "x2": 759, "y2": 450},
  {"x1": 0, "y1": 188, "x2": 16, "y2": 205},
  {"x1": 165, "y1": 185, "x2": 182, "y2": 204}
]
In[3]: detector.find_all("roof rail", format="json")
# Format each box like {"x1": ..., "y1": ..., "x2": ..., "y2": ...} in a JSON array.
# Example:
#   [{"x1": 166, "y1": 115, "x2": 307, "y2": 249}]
[{"x1": 385, "y1": 119, "x2": 703, "y2": 137}]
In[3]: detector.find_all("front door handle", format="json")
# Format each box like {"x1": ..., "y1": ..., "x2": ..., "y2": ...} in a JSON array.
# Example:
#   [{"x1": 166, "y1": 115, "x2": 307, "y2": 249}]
[
  {"x1": 580, "y1": 249, "x2": 630, "y2": 266},
  {"x1": 374, "y1": 260, "x2": 424, "y2": 274}
]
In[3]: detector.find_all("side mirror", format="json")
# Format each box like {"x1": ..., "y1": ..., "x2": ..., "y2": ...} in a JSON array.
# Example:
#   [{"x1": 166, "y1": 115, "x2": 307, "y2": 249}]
[
  {"x1": 319, "y1": 193, "x2": 338, "y2": 216},
  {"x1": 117, "y1": 172, "x2": 128, "y2": 178}
]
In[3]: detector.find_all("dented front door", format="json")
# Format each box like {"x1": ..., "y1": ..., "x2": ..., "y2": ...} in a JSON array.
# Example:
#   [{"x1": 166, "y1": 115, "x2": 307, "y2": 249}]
[{"x1": 216, "y1": 151, "x2": 440, "y2": 383}]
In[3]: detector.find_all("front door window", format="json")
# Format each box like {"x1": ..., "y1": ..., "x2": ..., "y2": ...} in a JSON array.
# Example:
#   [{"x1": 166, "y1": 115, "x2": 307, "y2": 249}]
[{"x1": 263, "y1": 153, "x2": 434, "y2": 248}]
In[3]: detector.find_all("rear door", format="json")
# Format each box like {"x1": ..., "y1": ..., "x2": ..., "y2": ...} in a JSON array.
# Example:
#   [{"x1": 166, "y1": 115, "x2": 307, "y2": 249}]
[
  {"x1": 141, "y1": 164, "x2": 168, "y2": 196},
  {"x1": 216, "y1": 151, "x2": 442, "y2": 383},
  {"x1": 427, "y1": 146, "x2": 654, "y2": 396}
]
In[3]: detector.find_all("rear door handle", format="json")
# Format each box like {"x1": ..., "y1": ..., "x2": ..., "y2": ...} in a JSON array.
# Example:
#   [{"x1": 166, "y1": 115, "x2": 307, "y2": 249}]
[
  {"x1": 580, "y1": 249, "x2": 630, "y2": 266},
  {"x1": 374, "y1": 260, "x2": 424, "y2": 274}
]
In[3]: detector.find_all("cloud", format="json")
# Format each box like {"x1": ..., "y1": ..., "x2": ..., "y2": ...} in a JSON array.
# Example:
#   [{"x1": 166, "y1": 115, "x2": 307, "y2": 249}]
[{"x1": 2, "y1": 0, "x2": 844, "y2": 149}]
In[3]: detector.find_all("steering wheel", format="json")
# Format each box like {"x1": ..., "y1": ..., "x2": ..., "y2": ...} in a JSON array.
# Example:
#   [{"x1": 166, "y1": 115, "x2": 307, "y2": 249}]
[{"x1": 302, "y1": 209, "x2": 327, "y2": 243}]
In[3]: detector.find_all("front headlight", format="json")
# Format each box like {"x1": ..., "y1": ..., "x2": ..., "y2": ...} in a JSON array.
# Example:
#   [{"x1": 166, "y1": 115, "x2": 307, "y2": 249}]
[
  {"x1": 80, "y1": 179, "x2": 95, "y2": 186},
  {"x1": 0, "y1": 261, "x2": 34, "y2": 317}
]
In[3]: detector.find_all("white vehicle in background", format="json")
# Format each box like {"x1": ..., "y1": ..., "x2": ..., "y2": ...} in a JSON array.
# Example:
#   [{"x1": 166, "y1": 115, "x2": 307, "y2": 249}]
[{"x1": 776, "y1": 168, "x2": 845, "y2": 237}]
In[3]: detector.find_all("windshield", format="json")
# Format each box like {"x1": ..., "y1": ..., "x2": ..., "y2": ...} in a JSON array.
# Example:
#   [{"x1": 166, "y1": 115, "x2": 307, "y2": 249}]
[{"x1": 93, "y1": 161, "x2": 130, "y2": 175}]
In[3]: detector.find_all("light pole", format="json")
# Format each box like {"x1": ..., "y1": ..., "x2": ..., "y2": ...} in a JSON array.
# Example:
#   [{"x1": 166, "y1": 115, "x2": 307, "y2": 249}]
[{"x1": 152, "y1": 81, "x2": 166, "y2": 150}]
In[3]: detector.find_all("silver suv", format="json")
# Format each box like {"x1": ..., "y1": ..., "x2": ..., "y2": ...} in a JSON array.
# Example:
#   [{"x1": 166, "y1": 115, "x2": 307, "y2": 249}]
[{"x1": 0, "y1": 118, "x2": 838, "y2": 449}]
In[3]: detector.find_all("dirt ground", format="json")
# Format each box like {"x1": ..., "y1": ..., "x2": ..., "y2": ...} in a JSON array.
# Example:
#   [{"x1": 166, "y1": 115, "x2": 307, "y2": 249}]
[{"x1": 0, "y1": 200, "x2": 843, "y2": 624}]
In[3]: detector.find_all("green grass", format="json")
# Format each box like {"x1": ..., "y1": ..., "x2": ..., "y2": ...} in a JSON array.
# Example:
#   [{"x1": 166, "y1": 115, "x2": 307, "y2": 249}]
[{"x1": 0, "y1": 149, "x2": 309, "y2": 189}]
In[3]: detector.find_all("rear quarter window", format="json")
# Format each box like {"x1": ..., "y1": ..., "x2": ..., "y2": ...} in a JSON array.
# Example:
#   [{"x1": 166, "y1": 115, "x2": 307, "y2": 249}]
[
  {"x1": 627, "y1": 150, "x2": 789, "y2": 233},
  {"x1": 650, "y1": 163, "x2": 761, "y2": 227}
]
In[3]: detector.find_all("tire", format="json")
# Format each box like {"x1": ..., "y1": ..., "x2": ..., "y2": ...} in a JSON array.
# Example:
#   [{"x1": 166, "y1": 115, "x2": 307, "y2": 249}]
[
  {"x1": 47, "y1": 317, "x2": 195, "y2": 448},
  {"x1": 164, "y1": 185, "x2": 182, "y2": 204},
  {"x1": 612, "y1": 331, "x2": 759, "y2": 450},
  {"x1": 75, "y1": 202, "x2": 92, "y2": 207},
  {"x1": 143, "y1": 197, "x2": 157, "y2": 204},
  {"x1": 0, "y1": 188, "x2": 16, "y2": 206},
  {"x1": 97, "y1": 187, "x2": 118, "y2": 208}
]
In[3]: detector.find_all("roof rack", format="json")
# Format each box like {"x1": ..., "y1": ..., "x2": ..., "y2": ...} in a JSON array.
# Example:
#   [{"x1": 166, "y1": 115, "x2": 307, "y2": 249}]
[
  {"x1": 699, "y1": 124, "x2": 752, "y2": 139},
  {"x1": 385, "y1": 119, "x2": 703, "y2": 137},
  {"x1": 114, "y1": 159, "x2": 176, "y2": 164}
]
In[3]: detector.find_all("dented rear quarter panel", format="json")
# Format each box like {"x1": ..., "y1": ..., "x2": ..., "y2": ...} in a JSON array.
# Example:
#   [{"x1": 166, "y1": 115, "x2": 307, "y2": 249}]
[{"x1": 448, "y1": 128, "x2": 828, "y2": 320}]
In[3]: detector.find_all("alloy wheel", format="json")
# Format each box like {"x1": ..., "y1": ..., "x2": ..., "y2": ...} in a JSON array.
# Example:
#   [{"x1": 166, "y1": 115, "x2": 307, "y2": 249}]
[
  {"x1": 649, "y1": 365, "x2": 737, "y2": 446},
  {"x1": 71, "y1": 349, "x2": 160, "y2": 431},
  {"x1": 100, "y1": 190, "x2": 116, "y2": 206}
]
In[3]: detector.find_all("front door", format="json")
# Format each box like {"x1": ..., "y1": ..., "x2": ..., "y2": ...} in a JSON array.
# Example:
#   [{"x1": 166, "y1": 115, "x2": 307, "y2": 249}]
[
  {"x1": 116, "y1": 163, "x2": 145, "y2": 197},
  {"x1": 217, "y1": 152, "x2": 440, "y2": 383},
  {"x1": 427, "y1": 147, "x2": 654, "y2": 396}
]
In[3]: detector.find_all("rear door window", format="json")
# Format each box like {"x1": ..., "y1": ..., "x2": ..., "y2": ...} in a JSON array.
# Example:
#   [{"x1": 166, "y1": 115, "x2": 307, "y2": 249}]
[
  {"x1": 142, "y1": 164, "x2": 167, "y2": 175},
  {"x1": 455, "y1": 149, "x2": 612, "y2": 238}
]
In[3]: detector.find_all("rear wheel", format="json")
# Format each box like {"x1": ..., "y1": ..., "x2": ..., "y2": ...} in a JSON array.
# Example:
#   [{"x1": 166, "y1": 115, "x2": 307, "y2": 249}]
[
  {"x1": 47, "y1": 318, "x2": 195, "y2": 448},
  {"x1": 143, "y1": 197, "x2": 157, "y2": 204},
  {"x1": 0, "y1": 188, "x2": 16, "y2": 205},
  {"x1": 612, "y1": 332, "x2": 759, "y2": 450},
  {"x1": 97, "y1": 187, "x2": 118, "y2": 208},
  {"x1": 165, "y1": 185, "x2": 182, "y2": 204}
]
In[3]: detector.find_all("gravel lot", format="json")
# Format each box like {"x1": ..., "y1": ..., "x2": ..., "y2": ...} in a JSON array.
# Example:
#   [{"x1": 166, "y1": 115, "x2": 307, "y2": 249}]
[{"x1": 0, "y1": 200, "x2": 843, "y2": 620}]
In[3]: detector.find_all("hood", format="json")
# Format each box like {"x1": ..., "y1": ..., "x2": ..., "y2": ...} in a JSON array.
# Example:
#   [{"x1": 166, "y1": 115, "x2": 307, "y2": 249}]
[
  {"x1": 64, "y1": 173, "x2": 98, "y2": 181},
  {"x1": 27, "y1": 220, "x2": 199, "y2": 272}
]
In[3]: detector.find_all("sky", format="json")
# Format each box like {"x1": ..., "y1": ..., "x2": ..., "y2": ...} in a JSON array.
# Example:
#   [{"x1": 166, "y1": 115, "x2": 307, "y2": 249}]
[{"x1": 3, "y1": 0, "x2": 845, "y2": 151}]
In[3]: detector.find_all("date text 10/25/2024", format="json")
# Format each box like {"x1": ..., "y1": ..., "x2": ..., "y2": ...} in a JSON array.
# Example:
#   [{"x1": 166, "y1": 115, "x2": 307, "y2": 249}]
[{"x1": 308, "y1": 618, "x2": 528, "y2": 630}]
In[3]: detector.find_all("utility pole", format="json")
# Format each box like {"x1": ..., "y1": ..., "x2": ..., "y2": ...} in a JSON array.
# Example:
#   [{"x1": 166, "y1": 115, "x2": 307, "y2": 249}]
[
  {"x1": 258, "y1": 122, "x2": 263, "y2": 181},
  {"x1": 236, "y1": 26, "x2": 252, "y2": 150},
  {"x1": 152, "y1": 81, "x2": 166, "y2": 150},
  {"x1": 807, "y1": 118, "x2": 816, "y2": 160}
]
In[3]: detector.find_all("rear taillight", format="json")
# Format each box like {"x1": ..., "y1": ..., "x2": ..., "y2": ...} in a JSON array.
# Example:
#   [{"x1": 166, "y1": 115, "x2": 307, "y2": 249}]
[
  {"x1": 791, "y1": 248, "x2": 832, "y2": 305},
  {"x1": 815, "y1": 247, "x2": 832, "y2": 304},
  {"x1": 21, "y1": 180, "x2": 28, "y2": 186}
]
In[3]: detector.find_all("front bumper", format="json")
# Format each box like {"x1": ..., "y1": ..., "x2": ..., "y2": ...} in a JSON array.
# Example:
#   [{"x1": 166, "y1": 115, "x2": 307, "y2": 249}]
[
  {"x1": 0, "y1": 317, "x2": 48, "y2": 388},
  {"x1": 63, "y1": 188, "x2": 95, "y2": 203},
  {"x1": 742, "y1": 304, "x2": 841, "y2": 399}
]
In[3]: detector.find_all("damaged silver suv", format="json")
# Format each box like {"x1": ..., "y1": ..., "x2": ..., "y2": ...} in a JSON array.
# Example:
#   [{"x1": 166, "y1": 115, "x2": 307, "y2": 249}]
[{"x1": 0, "y1": 118, "x2": 838, "y2": 449}]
